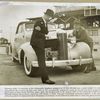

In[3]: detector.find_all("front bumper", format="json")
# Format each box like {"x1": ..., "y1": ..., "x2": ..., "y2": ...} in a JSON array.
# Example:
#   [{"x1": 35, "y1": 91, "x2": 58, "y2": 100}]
[{"x1": 32, "y1": 58, "x2": 93, "y2": 67}]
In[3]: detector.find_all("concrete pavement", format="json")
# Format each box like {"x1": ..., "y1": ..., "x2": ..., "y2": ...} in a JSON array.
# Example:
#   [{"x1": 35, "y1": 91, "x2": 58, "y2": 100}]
[{"x1": 0, "y1": 54, "x2": 100, "y2": 85}]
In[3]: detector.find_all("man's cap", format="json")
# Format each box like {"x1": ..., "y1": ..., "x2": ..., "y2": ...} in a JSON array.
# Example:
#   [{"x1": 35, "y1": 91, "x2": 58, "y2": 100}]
[
  {"x1": 74, "y1": 19, "x2": 81, "y2": 25},
  {"x1": 44, "y1": 9, "x2": 54, "y2": 18}
]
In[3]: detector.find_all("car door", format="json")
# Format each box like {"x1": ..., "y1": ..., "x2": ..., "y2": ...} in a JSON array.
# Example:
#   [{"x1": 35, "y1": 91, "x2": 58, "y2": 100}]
[{"x1": 13, "y1": 23, "x2": 26, "y2": 56}]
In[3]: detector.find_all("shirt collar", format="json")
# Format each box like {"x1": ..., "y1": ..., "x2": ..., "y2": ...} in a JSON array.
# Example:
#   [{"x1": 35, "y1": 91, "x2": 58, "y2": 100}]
[{"x1": 42, "y1": 17, "x2": 46, "y2": 24}]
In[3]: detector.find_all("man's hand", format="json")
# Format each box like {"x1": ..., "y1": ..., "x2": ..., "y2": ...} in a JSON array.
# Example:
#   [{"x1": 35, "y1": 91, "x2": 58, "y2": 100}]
[{"x1": 45, "y1": 35, "x2": 50, "y2": 39}]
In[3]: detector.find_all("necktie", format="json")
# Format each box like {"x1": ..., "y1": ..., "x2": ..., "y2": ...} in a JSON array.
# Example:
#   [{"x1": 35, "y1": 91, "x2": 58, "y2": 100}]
[
  {"x1": 45, "y1": 23, "x2": 47, "y2": 27},
  {"x1": 46, "y1": 23, "x2": 48, "y2": 30}
]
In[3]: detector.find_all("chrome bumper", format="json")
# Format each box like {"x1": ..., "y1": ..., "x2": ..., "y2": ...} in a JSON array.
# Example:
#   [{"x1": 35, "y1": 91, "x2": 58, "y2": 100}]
[{"x1": 32, "y1": 58, "x2": 93, "y2": 67}]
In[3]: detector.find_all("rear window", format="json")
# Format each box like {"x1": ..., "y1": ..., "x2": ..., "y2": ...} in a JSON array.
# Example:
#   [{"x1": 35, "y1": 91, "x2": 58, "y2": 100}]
[{"x1": 25, "y1": 23, "x2": 34, "y2": 32}]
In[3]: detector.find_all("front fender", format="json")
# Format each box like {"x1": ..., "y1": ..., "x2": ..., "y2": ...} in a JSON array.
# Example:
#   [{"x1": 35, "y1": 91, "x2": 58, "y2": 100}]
[
  {"x1": 68, "y1": 42, "x2": 91, "y2": 59},
  {"x1": 19, "y1": 42, "x2": 37, "y2": 62}
]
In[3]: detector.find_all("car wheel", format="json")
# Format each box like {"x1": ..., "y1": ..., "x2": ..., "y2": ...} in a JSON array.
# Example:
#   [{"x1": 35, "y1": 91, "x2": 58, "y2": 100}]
[
  {"x1": 24, "y1": 55, "x2": 39, "y2": 77},
  {"x1": 72, "y1": 64, "x2": 90, "y2": 72},
  {"x1": 82, "y1": 64, "x2": 91, "y2": 73}
]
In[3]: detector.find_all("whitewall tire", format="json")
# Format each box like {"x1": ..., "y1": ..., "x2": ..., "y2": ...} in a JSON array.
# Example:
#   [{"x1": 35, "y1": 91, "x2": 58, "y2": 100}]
[{"x1": 24, "y1": 55, "x2": 39, "y2": 77}]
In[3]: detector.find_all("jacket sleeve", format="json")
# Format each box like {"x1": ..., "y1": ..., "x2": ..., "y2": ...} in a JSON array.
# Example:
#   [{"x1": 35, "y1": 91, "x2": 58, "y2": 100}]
[
  {"x1": 30, "y1": 20, "x2": 45, "y2": 47},
  {"x1": 33, "y1": 21, "x2": 45, "y2": 38}
]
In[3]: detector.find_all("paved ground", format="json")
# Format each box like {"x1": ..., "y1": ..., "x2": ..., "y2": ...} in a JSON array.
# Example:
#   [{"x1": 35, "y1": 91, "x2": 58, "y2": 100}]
[{"x1": 0, "y1": 54, "x2": 100, "y2": 85}]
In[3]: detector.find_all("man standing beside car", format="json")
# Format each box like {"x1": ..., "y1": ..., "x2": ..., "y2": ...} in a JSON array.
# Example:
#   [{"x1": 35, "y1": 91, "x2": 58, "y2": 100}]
[
  {"x1": 30, "y1": 9, "x2": 55, "y2": 84},
  {"x1": 73, "y1": 19, "x2": 96, "y2": 73}
]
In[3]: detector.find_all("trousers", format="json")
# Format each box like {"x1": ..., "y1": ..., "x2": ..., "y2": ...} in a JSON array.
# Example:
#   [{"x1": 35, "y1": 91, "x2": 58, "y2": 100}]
[
  {"x1": 32, "y1": 46, "x2": 49, "y2": 81},
  {"x1": 87, "y1": 42, "x2": 96, "y2": 69}
]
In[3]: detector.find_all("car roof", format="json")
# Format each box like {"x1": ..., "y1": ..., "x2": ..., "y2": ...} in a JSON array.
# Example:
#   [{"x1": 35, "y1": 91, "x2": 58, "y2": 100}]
[
  {"x1": 18, "y1": 17, "x2": 41, "y2": 25},
  {"x1": 27, "y1": 17, "x2": 41, "y2": 21}
]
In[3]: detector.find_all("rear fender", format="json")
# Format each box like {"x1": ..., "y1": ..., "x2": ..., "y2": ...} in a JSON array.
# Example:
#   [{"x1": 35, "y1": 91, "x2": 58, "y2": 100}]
[{"x1": 18, "y1": 42, "x2": 37, "y2": 63}]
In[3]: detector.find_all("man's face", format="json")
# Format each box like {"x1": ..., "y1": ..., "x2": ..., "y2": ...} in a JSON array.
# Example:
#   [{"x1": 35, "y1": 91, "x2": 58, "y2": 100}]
[{"x1": 45, "y1": 15, "x2": 52, "y2": 22}]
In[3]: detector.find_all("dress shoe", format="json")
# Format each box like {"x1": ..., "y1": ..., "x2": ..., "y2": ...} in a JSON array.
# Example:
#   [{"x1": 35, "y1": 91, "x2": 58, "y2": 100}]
[{"x1": 42, "y1": 79, "x2": 55, "y2": 84}]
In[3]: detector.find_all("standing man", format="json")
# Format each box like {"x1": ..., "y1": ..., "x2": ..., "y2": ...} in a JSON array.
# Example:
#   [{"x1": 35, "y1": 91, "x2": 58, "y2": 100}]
[
  {"x1": 30, "y1": 9, "x2": 55, "y2": 84},
  {"x1": 73, "y1": 19, "x2": 96, "y2": 73}
]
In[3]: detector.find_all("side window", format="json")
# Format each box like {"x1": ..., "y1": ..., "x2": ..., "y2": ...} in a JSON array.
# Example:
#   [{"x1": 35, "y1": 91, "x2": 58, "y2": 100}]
[
  {"x1": 16, "y1": 24, "x2": 24, "y2": 34},
  {"x1": 18, "y1": 24, "x2": 24, "y2": 33},
  {"x1": 25, "y1": 23, "x2": 34, "y2": 32}
]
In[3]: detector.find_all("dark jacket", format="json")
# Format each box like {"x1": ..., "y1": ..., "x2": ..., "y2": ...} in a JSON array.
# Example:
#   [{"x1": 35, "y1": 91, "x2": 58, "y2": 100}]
[
  {"x1": 30, "y1": 17, "x2": 48, "y2": 49},
  {"x1": 73, "y1": 26, "x2": 93, "y2": 49}
]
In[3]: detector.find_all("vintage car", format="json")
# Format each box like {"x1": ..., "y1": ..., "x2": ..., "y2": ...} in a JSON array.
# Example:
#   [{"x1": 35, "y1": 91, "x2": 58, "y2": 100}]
[{"x1": 12, "y1": 17, "x2": 93, "y2": 76}]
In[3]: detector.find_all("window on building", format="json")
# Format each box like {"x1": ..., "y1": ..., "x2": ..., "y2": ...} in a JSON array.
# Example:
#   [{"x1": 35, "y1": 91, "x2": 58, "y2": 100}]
[
  {"x1": 84, "y1": 6, "x2": 97, "y2": 16},
  {"x1": 91, "y1": 8, "x2": 97, "y2": 15}
]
